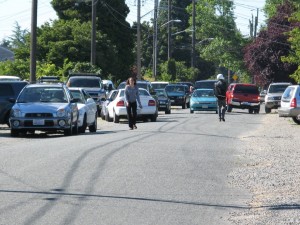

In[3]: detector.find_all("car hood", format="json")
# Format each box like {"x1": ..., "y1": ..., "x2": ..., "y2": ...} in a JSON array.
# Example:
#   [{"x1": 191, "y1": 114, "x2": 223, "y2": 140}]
[
  {"x1": 13, "y1": 103, "x2": 71, "y2": 113},
  {"x1": 191, "y1": 96, "x2": 216, "y2": 102}
]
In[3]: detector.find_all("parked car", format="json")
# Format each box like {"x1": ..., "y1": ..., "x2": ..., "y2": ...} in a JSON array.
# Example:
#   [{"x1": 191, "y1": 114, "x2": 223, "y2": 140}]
[
  {"x1": 194, "y1": 80, "x2": 217, "y2": 90},
  {"x1": 264, "y1": 82, "x2": 291, "y2": 113},
  {"x1": 165, "y1": 84, "x2": 190, "y2": 109},
  {"x1": 226, "y1": 83, "x2": 260, "y2": 113},
  {"x1": 0, "y1": 75, "x2": 22, "y2": 81},
  {"x1": 66, "y1": 73, "x2": 106, "y2": 116},
  {"x1": 190, "y1": 89, "x2": 218, "y2": 114},
  {"x1": 259, "y1": 89, "x2": 267, "y2": 103},
  {"x1": 151, "y1": 81, "x2": 169, "y2": 90},
  {"x1": 9, "y1": 83, "x2": 79, "y2": 137},
  {"x1": 176, "y1": 82, "x2": 194, "y2": 92},
  {"x1": 104, "y1": 88, "x2": 158, "y2": 123},
  {"x1": 0, "y1": 81, "x2": 28, "y2": 126},
  {"x1": 278, "y1": 85, "x2": 300, "y2": 125},
  {"x1": 69, "y1": 88, "x2": 98, "y2": 133},
  {"x1": 100, "y1": 89, "x2": 119, "y2": 121},
  {"x1": 155, "y1": 89, "x2": 171, "y2": 114}
]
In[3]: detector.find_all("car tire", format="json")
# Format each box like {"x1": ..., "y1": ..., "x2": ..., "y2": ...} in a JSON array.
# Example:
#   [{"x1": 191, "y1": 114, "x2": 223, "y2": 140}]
[
  {"x1": 227, "y1": 105, "x2": 232, "y2": 112},
  {"x1": 150, "y1": 114, "x2": 157, "y2": 122},
  {"x1": 292, "y1": 117, "x2": 300, "y2": 125},
  {"x1": 182, "y1": 102, "x2": 186, "y2": 109},
  {"x1": 100, "y1": 110, "x2": 105, "y2": 120},
  {"x1": 113, "y1": 110, "x2": 119, "y2": 123},
  {"x1": 165, "y1": 108, "x2": 171, "y2": 114},
  {"x1": 89, "y1": 113, "x2": 97, "y2": 132},
  {"x1": 215, "y1": 110, "x2": 218, "y2": 114},
  {"x1": 249, "y1": 108, "x2": 254, "y2": 114},
  {"x1": 190, "y1": 109, "x2": 194, "y2": 114},
  {"x1": 97, "y1": 109, "x2": 101, "y2": 117},
  {"x1": 64, "y1": 121, "x2": 73, "y2": 136},
  {"x1": 10, "y1": 129, "x2": 19, "y2": 137},
  {"x1": 72, "y1": 118, "x2": 79, "y2": 135},
  {"x1": 265, "y1": 106, "x2": 271, "y2": 114},
  {"x1": 79, "y1": 114, "x2": 87, "y2": 133}
]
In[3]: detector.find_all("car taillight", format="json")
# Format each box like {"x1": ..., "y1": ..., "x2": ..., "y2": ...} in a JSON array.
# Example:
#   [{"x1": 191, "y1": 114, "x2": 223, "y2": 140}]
[
  {"x1": 290, "y1": 98, "x2": 297, "y2": 108},
  {"x1": 231, "y1": 94, "x2": 233, "y2": 98},
  {"x1": 116, "y1": 100, "x2": 125, "y2": 107},
  {"x1": 148, "y1": 100, "x2": 156, "y2": 106}
]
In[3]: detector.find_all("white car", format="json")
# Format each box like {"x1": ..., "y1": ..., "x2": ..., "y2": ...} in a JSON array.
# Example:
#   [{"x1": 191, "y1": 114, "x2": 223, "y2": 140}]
[
  {"x1": 104, "y1": 88, "x2": 158, "y2": 123},
  {"x1": 69, "y1": 88, "x2": 98, "y2": 133},
  {"x1": 278, "y1": 85, "x2": 300, "y2": 125}
]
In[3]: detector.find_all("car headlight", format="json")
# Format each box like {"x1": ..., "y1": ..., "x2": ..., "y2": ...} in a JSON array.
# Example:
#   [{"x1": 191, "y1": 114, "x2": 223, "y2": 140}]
[
  {"x1": 57, "y1": 109, "x2": 67, "y2": 117},
  {"x1": 12, "y1": 109, "x2": 22, "y2": 117}
]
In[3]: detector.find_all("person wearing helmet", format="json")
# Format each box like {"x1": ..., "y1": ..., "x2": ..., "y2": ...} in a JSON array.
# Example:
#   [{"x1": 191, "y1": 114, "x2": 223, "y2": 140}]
[{"x1": 214, "y1": 74, "x2": 227, "y2": 122}]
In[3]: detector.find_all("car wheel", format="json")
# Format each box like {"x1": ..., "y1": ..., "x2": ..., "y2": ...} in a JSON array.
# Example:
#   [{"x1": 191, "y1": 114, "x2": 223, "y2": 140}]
[
  {"x1": 227, "y1": 105, "x2": 232, "y2": 112},
  {"x1": 79, "y1": 114, "x2": 87, "y2": 133},
  {"x1": 89, "y1": 113, "x2": 97, "y2": 132},
  {"x1": 150, "y1": 114, "x2": 157, "y2": 122},
  {"x1": 113, "y1": 110, "x2": 119, "y2": 123},
  {"x1": 292, "y1": 117, "x2": 300, "y2": 125},
  {"x1": 182, "y1": 102, "x2": 186, "y2": 109},
  {"x1": 10, "y1": 129, "x2": 19, "y2": 137},
  {"x1": 64, "y1": 120, "x2": 73, "y2": 136},
  {"x1": 97, "y1": 109, "x2": 101, "y2": 117},
  {"x1": 100, "y1": 109, "x2": 105, "y2": 120},
  {"x1": 165, "y1": 108, "x2": 171, "y2": 114},
  {"x1": 72, "y1": 118, "x2": 79, "y2": 135},
  {"x1": 215, "y1": 110, "x2": 218, "y2": 114},
  {"x1": 265, "y1": 106, "x2": 271, "y2": 114},
  {"x1": 249, "y1": 108, "x2": 254, "y2": 114},
  {"x1": 190, "y1": 109, "x2": 194, "y2": 114}
]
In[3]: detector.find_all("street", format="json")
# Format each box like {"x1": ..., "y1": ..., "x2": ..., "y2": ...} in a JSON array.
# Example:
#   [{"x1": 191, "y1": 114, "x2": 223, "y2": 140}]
[{"x1": 0, "y1": 107, "x2": 298, "y2": 225}]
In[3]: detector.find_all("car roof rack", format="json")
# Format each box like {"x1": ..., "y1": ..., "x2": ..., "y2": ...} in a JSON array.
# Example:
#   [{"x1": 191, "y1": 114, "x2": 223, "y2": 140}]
[{"x1": 38, "y1": 76, "x2": 61, "y2": 83}]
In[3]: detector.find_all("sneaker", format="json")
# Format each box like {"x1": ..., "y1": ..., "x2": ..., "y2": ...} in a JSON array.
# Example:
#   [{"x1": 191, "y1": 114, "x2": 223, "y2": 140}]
[
  {"x1": 222, "y1": 118, "x2": 225, "y2": 122},
  {"x1": 133, "y1": 125, "x2": 137, "y2": 129},
  {"x1": 129, "y1": 127, "x2": 133, "y2": 130}
]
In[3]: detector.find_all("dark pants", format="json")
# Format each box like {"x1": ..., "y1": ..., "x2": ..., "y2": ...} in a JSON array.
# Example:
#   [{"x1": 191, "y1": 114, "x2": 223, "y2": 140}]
[
  {"x1": 217, "y1": 99, "x2": 226, "y2": 119},
  {"x1": 126, "y1": 101, "x2": 137, "y2": 128}
]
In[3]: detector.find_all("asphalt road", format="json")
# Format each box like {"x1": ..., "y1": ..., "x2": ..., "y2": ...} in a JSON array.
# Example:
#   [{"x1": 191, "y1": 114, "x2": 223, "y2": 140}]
[{"x1": 0, "y1": 107, "x2": 266, "y2": 225}]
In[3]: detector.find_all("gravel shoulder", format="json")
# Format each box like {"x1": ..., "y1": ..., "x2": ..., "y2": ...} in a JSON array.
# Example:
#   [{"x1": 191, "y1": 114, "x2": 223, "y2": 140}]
[{"x1": 229, "y1": 112, "x2": 300, "y2": 224}]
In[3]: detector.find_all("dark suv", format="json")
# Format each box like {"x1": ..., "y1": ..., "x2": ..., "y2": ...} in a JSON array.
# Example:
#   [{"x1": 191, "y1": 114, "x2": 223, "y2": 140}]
[
  {"x1": 226, "y1": 83, "x2": 260, "y2": 113},
  {"x1": 165, "y1": 84, "x2": 190, "y2": 109},
  {"x1": 0, "y1": 81, "x2": 28, "y2": 126}
]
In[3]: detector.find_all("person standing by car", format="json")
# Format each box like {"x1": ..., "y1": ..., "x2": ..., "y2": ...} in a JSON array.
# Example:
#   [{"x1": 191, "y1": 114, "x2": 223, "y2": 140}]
[
  {"x1": 214, "y1": 74, "x2": 227, "y2": 122},
  {"x1": 125, "y1": 77, "x2": 143, "y2": 130}
]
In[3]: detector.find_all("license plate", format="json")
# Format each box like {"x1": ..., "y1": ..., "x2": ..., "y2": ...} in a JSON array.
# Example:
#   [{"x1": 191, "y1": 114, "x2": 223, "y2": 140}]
[
  {"x1": 33, "y1": 119, "x2": 45, "y2": 125},
  {"x1": 241, "y1": 102, "x2": 250, "y2": 105},
  {"x1": 202, "y1": 105, "x2": 208, "y2": 108}
]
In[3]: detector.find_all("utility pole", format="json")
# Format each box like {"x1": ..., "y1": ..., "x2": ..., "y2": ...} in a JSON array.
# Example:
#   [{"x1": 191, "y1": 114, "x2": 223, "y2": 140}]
[
  {"x1": 254, "y1": 8, "x2": 259, "y2": 38},
  {"x1": 137, "y1": 0, "x2": 141, "y2": 80},
  {"x1": 153, "y1": 0, "x2": 158, "y2": 79},
  {"x1": 167, "y1": 0, "x2": 171, "y2": 59},
  {"x1": 191, "y1": 0, "x2": 196, "y2": 68},
  {"x1": 30, "y1": 0, "x2": 37, "y2": 83},
  {"x1": 91, "y1": 0, "x2": 97, "y2": 65}
]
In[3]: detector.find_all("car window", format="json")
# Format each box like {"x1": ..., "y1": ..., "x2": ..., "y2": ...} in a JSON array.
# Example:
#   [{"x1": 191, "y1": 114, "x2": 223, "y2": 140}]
[
  {"x1": 70, "y1": 90, "x2": 85, "y2": 103},
  {"x1": 165, "y1": 86, "x2": 184, "y2": 92},
  {"x1": 0, "y1": 84, "x2": 14, "y2": 96},
  {"x1": 268, "y1": 85, "x2": 289, "y2": 93},
  {"x1": 152, "y1": 83, "x2": 168, "y2": 89},
  {"x1": 139, "y1": 89, "x2": 150, "y2": 96},
  {"x1": 195, "y1": 81, "x2": 216, "y2": 89},
  {"x1": 155, "y1": 89, "x2": 167, "y2": 97},
  {"x1": 69, "y1": 78, "x2": 101, "y2": 88},
  {"x1": 282, "y1": 87, "x2": 295, "y2": 101},
  {"x1": 234, "y1": 85, "x2": 259, "y2": 94}
]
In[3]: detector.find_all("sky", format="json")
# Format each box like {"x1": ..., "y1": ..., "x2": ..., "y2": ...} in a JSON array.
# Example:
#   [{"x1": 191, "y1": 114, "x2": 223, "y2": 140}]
[{"x1": 0, "y1": 0, "x2": 266, "y2": 41}]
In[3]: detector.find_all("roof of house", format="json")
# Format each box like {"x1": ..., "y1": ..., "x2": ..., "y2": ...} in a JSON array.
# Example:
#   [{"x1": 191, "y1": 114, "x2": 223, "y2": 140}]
[{"x1": 0, "y1": 46, "x2": 14, "y2": 61}]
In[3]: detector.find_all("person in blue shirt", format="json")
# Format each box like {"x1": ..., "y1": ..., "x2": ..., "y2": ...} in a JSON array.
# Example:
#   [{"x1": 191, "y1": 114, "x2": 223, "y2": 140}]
[{"x1": 124, "y1": 77, "x2": 142, "y2": 130}]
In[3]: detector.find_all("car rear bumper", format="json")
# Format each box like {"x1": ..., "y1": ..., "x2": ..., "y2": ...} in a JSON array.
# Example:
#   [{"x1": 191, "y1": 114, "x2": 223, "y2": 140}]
[
  {"x1": 265, "y1": 101, "x2": 281, "y2": 109},
  {"x1": 230, "y1": 101, "x2": 260, "y2": 109},
  {"x1": 278, "y1": 107, "x2": 300, "y2": 117},
  {"x1": 191, "y1": 103, "x2": 217, "y2": 111}
]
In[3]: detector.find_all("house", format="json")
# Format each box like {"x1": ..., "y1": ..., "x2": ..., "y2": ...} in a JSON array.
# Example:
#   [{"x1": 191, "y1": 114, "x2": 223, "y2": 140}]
[{"x1": 0, "y1": 46, "x2": 14, "y2": 61}]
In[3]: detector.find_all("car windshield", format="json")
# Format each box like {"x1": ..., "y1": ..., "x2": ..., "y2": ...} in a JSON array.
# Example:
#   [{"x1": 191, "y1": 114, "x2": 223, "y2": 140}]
[
  {"x1": 69, "y1": 78, "x2": 101, "y2": 88},
  {"x1": 193, "y1": 89, "x2": 214, "y2": 97},
  {"x1": 70, "y1": 90, "x2": 85, "y2": 103},
  {"x1": 165, "y1": 86, "x2": 185, "y2": 92},
  {"x1": 269, "y1": 85, "x2": 289, "y2": 93},
  {"x1": 155, "y1": 89, "x2": 167, "y2": 97},
  {"x1": 18, "y1": 87, "x2": 67, "y2": 103},
  {"x1": 152, "y1": 83, "x2": 168, "y2": 90}
]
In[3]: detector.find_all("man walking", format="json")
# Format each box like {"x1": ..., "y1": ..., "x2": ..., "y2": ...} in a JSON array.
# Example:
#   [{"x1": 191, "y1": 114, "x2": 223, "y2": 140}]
[{"x1": 214, "y1": 74, "x2": 227, "y2": 122}]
